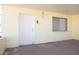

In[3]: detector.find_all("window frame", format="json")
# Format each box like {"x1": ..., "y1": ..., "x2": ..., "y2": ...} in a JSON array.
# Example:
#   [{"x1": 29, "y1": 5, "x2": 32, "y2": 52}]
[{"x1": 52, "y1": 17, "x2": 68, "y2": 32}]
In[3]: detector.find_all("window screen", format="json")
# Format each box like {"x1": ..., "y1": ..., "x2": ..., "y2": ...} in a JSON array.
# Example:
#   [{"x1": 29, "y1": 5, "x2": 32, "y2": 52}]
[{"x1": 53, "y1": 17, "x2": 67, "y2": 32}]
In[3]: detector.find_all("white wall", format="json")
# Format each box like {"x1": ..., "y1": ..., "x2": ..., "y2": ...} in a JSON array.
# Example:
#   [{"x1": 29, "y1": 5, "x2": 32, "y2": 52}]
[
  {"x1": 2, "y1": 5, "x2": 72, "y2": 48},
  {"x1": 2, "y1": 11, "x2": 19, "y2": 48},
  {"x1": 35, "y1": 15, "x2": 72, "y2": 44},
  {"x1": 70, "y1": 15, "x2": 79, "y2": 40}
]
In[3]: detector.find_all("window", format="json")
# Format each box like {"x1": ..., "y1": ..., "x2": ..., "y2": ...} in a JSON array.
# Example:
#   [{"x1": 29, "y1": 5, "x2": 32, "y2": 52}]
[{"x1": 52, "y1": 17, "x2": 67, "y2": 32}]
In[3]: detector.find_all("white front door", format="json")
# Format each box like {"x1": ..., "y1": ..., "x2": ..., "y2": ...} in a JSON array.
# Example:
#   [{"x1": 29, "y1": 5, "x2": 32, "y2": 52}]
[{"x1": 19, "y1": 14, "x2": 35, "y2": 45}]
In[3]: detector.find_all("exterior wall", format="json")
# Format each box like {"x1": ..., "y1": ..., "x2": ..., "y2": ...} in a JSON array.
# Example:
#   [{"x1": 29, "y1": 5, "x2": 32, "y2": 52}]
[{"x1": 2, "y1": 5, "x2": 72, "y2": 48}]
